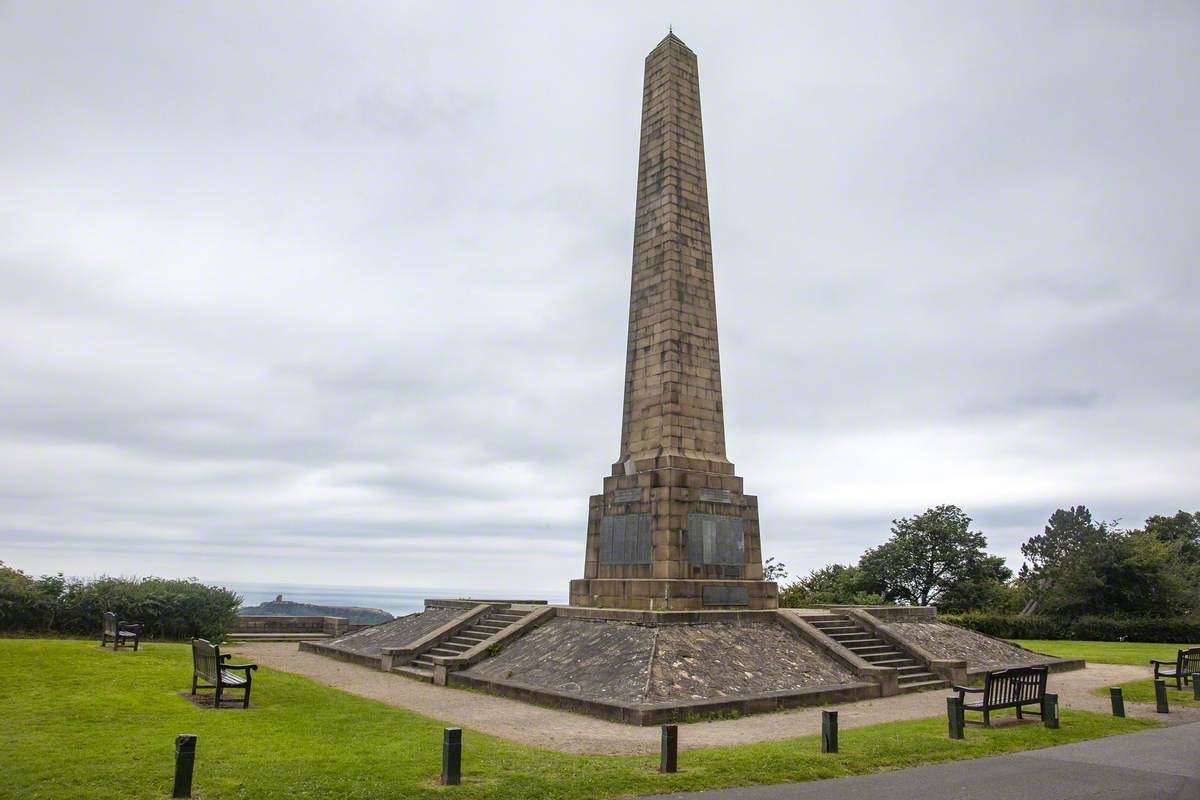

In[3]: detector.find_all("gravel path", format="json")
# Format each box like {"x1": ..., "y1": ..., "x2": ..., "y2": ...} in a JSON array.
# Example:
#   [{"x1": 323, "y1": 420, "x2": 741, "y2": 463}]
[{"x1": 231, "y1": 643, "x2": 1199, "y2": 755}]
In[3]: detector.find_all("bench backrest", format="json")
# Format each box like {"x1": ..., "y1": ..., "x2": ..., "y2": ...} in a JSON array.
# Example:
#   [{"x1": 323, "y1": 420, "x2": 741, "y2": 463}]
[
  {"x1": 1178, "y1": 648, "x2": 1200, "y2": 675},
  {"x1": 983, "y1": 665, "x2": 1047, "y2": 706},
  {"x1": 103, "y1": 611, "x2": 118, "y2": 636},
  {"x1": 192, "y1": 638, "x2": 222, "y2": 683}
]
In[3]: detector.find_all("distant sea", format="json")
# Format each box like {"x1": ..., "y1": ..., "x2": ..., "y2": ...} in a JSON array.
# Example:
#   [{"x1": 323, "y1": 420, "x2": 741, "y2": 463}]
[{"x1": 221, "y1": 581, "x2": 565, "y2": 617}]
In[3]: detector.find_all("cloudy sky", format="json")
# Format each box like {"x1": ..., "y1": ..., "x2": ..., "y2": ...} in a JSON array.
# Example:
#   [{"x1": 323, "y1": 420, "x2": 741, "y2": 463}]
[{"x1": 2, "y1": 2, "x2": 1196, "y2": 598}]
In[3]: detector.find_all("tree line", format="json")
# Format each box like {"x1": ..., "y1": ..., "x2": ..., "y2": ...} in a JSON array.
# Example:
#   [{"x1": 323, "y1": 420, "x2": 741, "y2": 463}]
[{"x1": 777, "y1": 505, "x2": 1200, "y2": 619}]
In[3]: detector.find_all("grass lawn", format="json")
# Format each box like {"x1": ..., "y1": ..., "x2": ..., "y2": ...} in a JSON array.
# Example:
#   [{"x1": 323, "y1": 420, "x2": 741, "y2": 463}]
[
  {"x1": 1010, "y1": 639, "x2": 1200, "y2": 666},
  {"x1": 0, "y1": 639, "x2": 1154, "y2": 800}
]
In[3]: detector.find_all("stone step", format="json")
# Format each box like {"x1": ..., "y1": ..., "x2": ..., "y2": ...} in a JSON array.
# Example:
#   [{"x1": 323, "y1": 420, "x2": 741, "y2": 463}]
[
  {"x1": 457, "y1": 631, "x2": 490, "y2": 642},
  {"x1": 427, "y1": 647, "x2": 460, "y2": 658},
  {"x1": 489, "y1": 614, "x2": 523, "y2": 624},
  {"x1": 861, "y1": 651, "x2": 904, "y2": 663},
  {"x1": 896, "y1": 664, "x2": 928, "y2": 674},
  {"x1": 393, "y1": 665, "x2": 433, "y2": 683},
  {"x1": 896, "y1": 678, "x2": 949, "y2": 693},
  {"x1": 831, "y1": 635, "x2": 880, "y2": 646},
  {"x1": 438, "y1": 641, "x2": 472, "y2": 652},
  {"x1": 813, "y1": 624, "x2": 858, "y2": 633},
  {"x1": 871, "y1": 657, "x2": 916, "y2": 667},
  {"x1": 847, "y1": 644, "x2": 894, "y2": 654},
  {"x1": 473, "y1": 624, "x2": 506, "y2": 634},
  {"x1": 898, "y1": 671, "x2": 939, "y2": 684}
]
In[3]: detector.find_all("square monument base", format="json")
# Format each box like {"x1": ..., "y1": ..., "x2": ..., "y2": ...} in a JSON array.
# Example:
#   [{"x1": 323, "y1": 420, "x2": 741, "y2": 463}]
[{"x1": 569, "y1": 578, "x2": 778, "y2": 610}]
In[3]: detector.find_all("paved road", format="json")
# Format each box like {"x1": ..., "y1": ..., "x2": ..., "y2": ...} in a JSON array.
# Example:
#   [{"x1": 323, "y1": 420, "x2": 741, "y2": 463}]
[{"x1": 642, "y1": 722, "x2": 1200, "y2": 800}]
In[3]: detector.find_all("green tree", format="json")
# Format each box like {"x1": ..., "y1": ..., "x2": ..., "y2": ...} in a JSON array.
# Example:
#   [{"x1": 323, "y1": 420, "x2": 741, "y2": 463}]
[
  {"x1": 858, "y1": 505, "x2": 990, "y2": 607},
  {"x1": 779, "y1": 564, "x2": 883, "y2": 607},
  {"x1": 1019, "y1": 507, "x2": 1198, "y2": 617},
  {"x1": 1144, "y1": 511, "x2": 1200, "y2": 564}
]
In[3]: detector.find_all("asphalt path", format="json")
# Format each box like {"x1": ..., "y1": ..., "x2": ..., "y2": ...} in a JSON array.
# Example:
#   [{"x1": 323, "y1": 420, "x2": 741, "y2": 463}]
[{"x1": 639, "y1": 721, "x2": 1200, "y2": 800}]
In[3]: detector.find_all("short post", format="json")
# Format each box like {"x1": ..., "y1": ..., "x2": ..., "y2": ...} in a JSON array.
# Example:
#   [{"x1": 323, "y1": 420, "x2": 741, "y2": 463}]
[
  {"x1": 659, "y1": 724, "x2": 678, "y2": 773},
  {"x1": 1109, "y1": 687, "x2": 1125, "y2": 718},
  {"x1": 1043, "y1": 693, "x2": 1059, "y2": 729},
  {"x1": 1193, "y1": 674, "x2": 1199, "y2": 701},
  {"x1": 172, "y1": 734, "x2": 197, "y2": 799},
  {"x1": 946, "y1": 696, "x2": 964, "y2": 739},
  {"x1": 1154, "y1": 680, "x2": 1169, "y2": 714},
  {"x1": 441, "y1": 727, "x2": 461, "y2": 786},
  {"x1": 821, "y1": 710, "x2": 838, "y2": 754}
]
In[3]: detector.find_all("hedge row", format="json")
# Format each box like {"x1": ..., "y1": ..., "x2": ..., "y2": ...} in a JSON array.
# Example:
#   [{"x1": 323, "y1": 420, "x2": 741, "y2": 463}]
[
  {"x1": 942, "y1": 612, "x2": 1200, "y2": 643},
  {"x1": 0, "y1": 564, "x2": 240, "y2": 641}
]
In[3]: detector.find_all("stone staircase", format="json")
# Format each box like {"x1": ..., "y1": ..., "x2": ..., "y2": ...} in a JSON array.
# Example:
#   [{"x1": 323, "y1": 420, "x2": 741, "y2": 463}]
[
  {"x1": 804, "y1": 613, "x2": 948, "y2": 692},
  {"x1": 395, "y1": 606, "x2": 534, "y2": 682}
]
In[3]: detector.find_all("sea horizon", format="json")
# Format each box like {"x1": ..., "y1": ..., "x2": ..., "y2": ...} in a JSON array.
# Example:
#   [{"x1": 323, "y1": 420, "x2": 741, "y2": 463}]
[{"x1": 221, "y1": 580, "x2": 566, "y2": 617}]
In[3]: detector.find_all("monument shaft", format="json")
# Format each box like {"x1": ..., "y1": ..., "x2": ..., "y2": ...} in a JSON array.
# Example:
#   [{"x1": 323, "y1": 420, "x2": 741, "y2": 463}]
[{"x1": 571, "y1": 34, "x2": 777, "y2": 611}]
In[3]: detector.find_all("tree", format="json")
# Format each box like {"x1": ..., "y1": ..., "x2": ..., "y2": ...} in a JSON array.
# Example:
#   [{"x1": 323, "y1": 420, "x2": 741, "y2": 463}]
[
  {"x1": 763, "y1": 557, "x2": 788, "y2": 582},
  {"x1": 1019, "y1": 506, "x2": 1199, "y2": 617},
  {"x1": 779, "y1": 564, "x2": 883, "y2": 607},
  {"x1": 937, "y1": 554, "x2": 1016, "y2": 613},
  {"x1": 858, "y1": 505, "x2": 989, "y2": 607},
  {"x1": 1144, "y1": 511, "x2": 1200, "y2": 564}
]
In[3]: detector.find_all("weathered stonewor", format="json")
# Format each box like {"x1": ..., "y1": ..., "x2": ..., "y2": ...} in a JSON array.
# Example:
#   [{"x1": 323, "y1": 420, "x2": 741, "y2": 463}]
[{"x1": 570, "y1": 33, "x2": 777, "y2": 611}]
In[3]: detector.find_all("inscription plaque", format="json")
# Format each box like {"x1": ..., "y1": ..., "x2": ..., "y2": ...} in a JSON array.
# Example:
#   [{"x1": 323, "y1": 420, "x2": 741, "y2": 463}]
[
  {"x1": 613, "y1": 488, "x2": 642, "y2": 504},
  {"x1": 702, "y1": 585, "x2": 749, "y2": 606},
  {"x1": 599, "y1": 513, "x2": 652, "y2": 565},
  {"x1": 687, "y1": 513, "x2": 744, "y2": 566},
  {"x1": 698, "y1": 488, "x2": 732, "y2": 504}
]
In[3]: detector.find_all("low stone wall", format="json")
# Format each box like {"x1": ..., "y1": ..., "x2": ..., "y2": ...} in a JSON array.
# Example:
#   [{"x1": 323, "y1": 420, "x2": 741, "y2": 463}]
[{"x1": 235, "y1": 615, "x2": 349, "y2": 636}]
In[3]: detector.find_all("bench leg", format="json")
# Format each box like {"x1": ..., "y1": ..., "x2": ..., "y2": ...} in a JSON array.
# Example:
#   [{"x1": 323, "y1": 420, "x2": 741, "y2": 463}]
[
  {"x1": 191, "y1": 673, "x2": 197, "y2": 695},
  {"x1": 243, "y1": 676, "x2": 251, "y2": 709},
  {"x1": 983, "y1": 708, "x2": 990, "y2": 728},
  {"x1": 132, "y1": 636, "x2": 139, "y2": 653},
  {"x1": 1015, "y1": 705, "x2": 1022, "y2": 719},
  {"x1": 215, "y1": 684, "x2": 222, "y2": 709}
]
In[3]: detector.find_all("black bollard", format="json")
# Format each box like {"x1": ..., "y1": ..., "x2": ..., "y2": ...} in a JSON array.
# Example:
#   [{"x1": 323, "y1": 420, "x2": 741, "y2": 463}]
[
  {"x1": 172, "y1": 734, "x2": 197, "y2": 799},
  {"x1": 441, "y1": 728, "x2": 461, "y2": 785},
  {"x1": 1193, "y1": 674, "x2": 1199, "y2": 702},
  {"x1": 659, "y1": 724, "x2": 678, "y2": 773},
  {"x1": 1154, "y1": 680, "x2": 1169, "y2": 714},
  {"x1": 821, "y1": 710, "x2": 838, "y2": 754},
  {"x1": 1109, "y1": 687, "x2": 1125, "y2": 718},
  {"x1": 946, "y1": 697, "x2": 964, "y2": 739},
  {"x1": 1043, "y1": 693, "x2": 1060, "y2": 729}
]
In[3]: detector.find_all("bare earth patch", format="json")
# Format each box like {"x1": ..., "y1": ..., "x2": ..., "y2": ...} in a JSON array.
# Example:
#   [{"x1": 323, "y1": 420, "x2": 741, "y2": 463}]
[{"x1": 231, "y1": 642, "x2": 1200, "y2": 755}]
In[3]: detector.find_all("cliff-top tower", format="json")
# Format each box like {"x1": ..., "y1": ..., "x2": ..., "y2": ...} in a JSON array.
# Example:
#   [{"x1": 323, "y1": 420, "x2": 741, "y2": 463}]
[{"x1": 569, "y1": 33, "x2": 778, "y2": 610}]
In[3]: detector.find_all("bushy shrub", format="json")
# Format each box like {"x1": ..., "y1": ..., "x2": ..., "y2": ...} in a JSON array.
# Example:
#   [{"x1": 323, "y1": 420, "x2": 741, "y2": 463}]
[
  {"x1": 942, "y1": 612, "x2": 1200, "y2": 643},
  {"x1": 0, "y1": 565, "x2": 241, "y2": 641}
]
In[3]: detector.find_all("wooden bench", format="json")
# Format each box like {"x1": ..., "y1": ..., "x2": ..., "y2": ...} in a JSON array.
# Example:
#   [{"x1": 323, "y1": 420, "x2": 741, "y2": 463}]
[
  {"x1": 100, "y1": 611, "x2": 143, "y2": 651},
  {"x1": 953, "y1": 665, "x2": 1049, "y2": 727},
  {"x1": 191, "y1": 638, "x2": 257, "y2": 709},
  {"x1": 1151, "y1": 647, "x2": 1200, "y2": 691}
]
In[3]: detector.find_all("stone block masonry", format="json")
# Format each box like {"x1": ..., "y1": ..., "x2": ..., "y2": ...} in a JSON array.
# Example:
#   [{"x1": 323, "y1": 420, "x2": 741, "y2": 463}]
[{"x1": 572, "y1": 33, "x2": 776, "y2": 610}]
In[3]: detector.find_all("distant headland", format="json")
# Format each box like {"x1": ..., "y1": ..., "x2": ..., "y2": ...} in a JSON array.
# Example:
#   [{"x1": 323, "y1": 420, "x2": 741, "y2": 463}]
[{"x1": 238, "y1": 594, "x2": 395, "y2": 625}]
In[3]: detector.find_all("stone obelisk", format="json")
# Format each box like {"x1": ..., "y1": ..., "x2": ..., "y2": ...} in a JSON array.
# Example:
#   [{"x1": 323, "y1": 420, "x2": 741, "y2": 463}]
[{"x1": 570, "y1": 34, "x2": 778, "y2": 611}]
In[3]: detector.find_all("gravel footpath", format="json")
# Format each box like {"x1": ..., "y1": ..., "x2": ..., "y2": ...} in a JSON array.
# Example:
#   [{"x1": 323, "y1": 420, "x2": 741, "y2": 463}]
[{"x1": 230, "y1": 643, "x2": 1198, "y2": 755}]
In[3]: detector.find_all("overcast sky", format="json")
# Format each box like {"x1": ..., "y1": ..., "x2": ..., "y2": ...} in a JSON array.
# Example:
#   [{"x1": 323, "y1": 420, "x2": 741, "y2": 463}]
[{"x1": 1, "y1": 2, "x2": 1197, "y2": 598}]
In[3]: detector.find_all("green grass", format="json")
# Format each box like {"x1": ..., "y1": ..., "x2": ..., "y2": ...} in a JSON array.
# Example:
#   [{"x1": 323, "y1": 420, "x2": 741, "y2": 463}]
[
  {"x1": 1101, "y1": 678, "x2": 1200, "y2": 709},
  {"x1": 0, "y1": 639, "x2": 1154, "y2": 800},
  {"x1": 1010, "y1": 639, "x2": 1200, "y2": 666}
]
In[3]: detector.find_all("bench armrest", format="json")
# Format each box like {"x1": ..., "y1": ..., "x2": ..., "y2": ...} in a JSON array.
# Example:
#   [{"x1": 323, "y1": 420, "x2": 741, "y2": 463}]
[
  {"x1": 220, "y1": 653, "x2": 233, "y2": 662},
  {"x1": 1149, "y1": 659, "x2": 1174, "y2": 666},
  {"x1": 223, "y1": 662, "x2": 258, "y2": 672},
  {"x1": 119, "y1": 622, "x2": 144, "y2": 632},
  {"x1": 953, "y1": 685, "x2": 984, "y2": 694}
]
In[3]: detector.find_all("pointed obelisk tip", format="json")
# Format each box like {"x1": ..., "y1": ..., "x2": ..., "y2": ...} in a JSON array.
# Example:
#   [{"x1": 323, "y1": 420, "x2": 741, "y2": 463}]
[{"x1": 656, "y1": 27, "x2": 689, "y2": 51}]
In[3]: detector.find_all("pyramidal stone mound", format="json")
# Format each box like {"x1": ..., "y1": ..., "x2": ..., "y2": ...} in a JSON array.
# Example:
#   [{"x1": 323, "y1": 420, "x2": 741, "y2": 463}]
[{"x1": 301, "y1": 34, "x2": 1083, "y2": 724}]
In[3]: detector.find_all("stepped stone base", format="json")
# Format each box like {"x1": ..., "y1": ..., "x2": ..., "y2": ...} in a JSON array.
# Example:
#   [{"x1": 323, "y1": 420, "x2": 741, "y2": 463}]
[
  {"x1": 298, "y1": 599, "x2": 1084, "y2": 725},
  {"x1": 568, "y1": 578, "x2": 778, "y2": 610}
]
